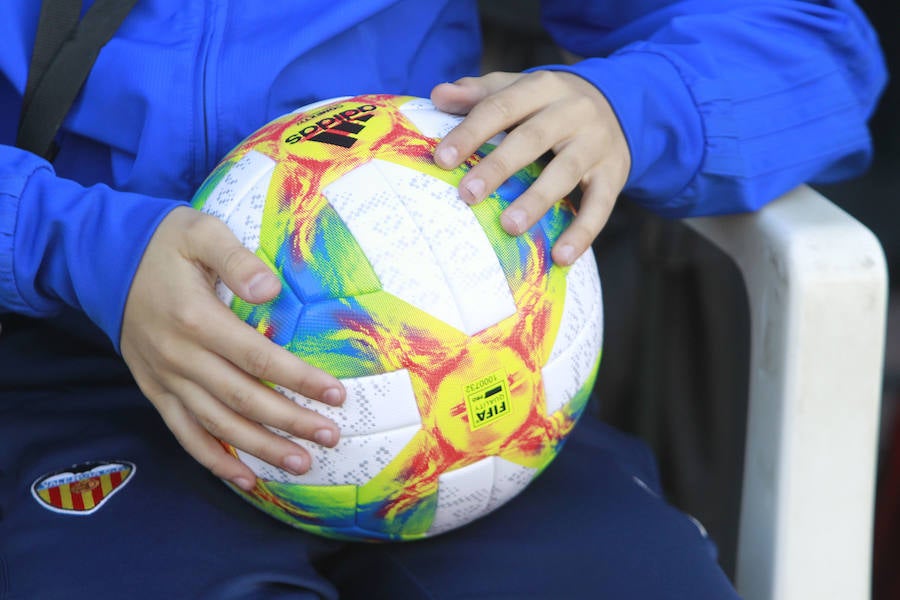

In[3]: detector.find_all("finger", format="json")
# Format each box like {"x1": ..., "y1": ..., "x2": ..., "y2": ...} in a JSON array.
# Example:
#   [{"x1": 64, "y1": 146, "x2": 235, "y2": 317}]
[
  {"x1": 430, "y1": 73, "x2": 517, "y2": 115},
  {"x1": 186, "y1": 213, "x2": 281, "y2": 304},
  {"x1": 552, "y1": 167, "x2": 620, "y2": 266},
  {"x1": 174, "y1": 377, "x2": 317, "y2": 477},
  {"x1": 434, "y1": 73, "x2": 554, "y2": 170},
  {"x1": 150, "y1": 389, "x2": 258, "y2": 490},
  {"x1": 458, "y1": 100, "x2": 582, "y2": 205},
  {"x1": 190, "y1": 295, "x2": 345, "y2": 406},
  {"x1": 183, "y1": 344, "x2": 341, "y2": 447},
  {"x1": 499, "y1": 145, "x2": 589, "y2": 236}
]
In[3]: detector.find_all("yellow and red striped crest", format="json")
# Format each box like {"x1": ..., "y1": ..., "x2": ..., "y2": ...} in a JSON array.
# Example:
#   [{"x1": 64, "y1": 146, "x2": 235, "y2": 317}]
[{"x1": 31, "y1": 461, "x2": 135, "y2": 515}]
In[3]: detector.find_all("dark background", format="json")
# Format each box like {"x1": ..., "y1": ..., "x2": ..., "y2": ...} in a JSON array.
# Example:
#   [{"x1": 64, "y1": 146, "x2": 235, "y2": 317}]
[{"x1": 478, "y1": 0, "x2": 900, "y2": 593}]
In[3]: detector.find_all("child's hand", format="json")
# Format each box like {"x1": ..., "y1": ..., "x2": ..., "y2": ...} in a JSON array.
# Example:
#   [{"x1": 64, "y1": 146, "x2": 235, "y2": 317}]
[
  {"x1": 432, "y1": 71, "x2": 630, "y2": 265},
  {"x1": 120, "y1": 207, "x2": 345, "y2": 491}
]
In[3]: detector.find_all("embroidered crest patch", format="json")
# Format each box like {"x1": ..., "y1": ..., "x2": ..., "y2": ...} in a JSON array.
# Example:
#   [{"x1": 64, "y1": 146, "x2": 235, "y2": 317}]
[{"x1": 31, "y1": 461, "x2": 135, "y2": 515}]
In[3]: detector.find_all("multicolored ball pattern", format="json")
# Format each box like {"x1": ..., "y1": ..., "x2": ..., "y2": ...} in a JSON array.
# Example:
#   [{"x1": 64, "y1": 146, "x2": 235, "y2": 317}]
[{"x1": 190, "y1": 94, "x2": 603, "y2": 541}]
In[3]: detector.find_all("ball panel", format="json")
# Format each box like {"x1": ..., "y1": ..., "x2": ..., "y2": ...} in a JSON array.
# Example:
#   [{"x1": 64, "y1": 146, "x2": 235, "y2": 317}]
[
  {"x1": 199, "y1": 150, "x2": 275, "y2": 250},
  {"x1": 397, "y1": 97, "x2": 463, "y2": 139},
  {"x1": 323, "y1": 159, "x2": 469, "y2": 333},
  {"x1": 191, "y1": 157, "x2": 231, "y2": 214},
  {"x1": 237, "y1": 478, "x2": 358, "y2": 531},
  {"x1": 355, "y1": 477, "x2": 438, "y2": 539},
  {"x1": 270, "y1": 198, "x2": 383, "y2": 304},
  {"x1": 369, "y1": 159, "x2": 517, "y2": 335},
  {"x1": 290, "y1": 293, "x2": 467, "y2": 378},
  {"x1": 273, "y1": 368, "x2": 421, "y2": 437},
  {"x1": 547, "y1": 351, "x2": 603, "y2": 429},
  {"x1": 547, "y1": 249, "x2": 603, "y2": 365},
  {"x1": 467, "y1": 164, "x2": 557, "y2": 298},
  {"x1": 542, "y1": 308, "x2": 603, "y2": 419},
  {"x1": 427, "y1": 455, "x2": 538, "y2": 536},
  {"x1": 214, "y1": 279, "x2": 234, "y2": 308},
  {"x1": 483, "y1": 457, "x2": 537, "y2": 513},
  {"x1": 427, "y1": 457, "x2": 495, "y2": 535},
  {"x1": 288, "y1": 96, "x2": 352, "y2": 114}
]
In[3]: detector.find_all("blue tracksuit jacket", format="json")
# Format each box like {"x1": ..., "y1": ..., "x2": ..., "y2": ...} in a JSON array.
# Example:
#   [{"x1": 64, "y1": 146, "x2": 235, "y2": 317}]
[{"x1": 0, "y1": 0, "x2": 887, "y2": 348}]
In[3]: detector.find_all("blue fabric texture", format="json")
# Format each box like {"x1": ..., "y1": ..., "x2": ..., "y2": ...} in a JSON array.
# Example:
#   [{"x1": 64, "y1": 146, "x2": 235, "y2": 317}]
[
  {"x1": 0, "y1": 0, "x2": 887, "y2": 348},
  {"x1": 0, "y1": 325, "x2": 738, "y2": 599}
]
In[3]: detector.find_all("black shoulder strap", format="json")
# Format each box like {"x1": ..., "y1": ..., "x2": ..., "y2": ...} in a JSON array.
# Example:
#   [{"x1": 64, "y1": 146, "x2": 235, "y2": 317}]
[{"x1": 16, "y1": 0, "x2": 139, "y2": 161}]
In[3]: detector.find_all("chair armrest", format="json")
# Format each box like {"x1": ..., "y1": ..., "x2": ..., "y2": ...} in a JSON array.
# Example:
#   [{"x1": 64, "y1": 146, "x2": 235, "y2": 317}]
[{"x1": 684, "y1": 185, "x2": 887, "y2": 600}]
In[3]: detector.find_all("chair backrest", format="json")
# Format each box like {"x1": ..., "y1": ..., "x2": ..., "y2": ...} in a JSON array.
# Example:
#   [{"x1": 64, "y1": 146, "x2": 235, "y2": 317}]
[{"x1": 685, "y1": 185, "x2": 887, "y2": 600}]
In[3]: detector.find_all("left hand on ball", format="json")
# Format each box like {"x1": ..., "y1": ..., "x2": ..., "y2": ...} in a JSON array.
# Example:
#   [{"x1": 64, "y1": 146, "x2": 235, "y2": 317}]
[{"x1": 431, "y1": 70, "x2": 630, "y2": 266}]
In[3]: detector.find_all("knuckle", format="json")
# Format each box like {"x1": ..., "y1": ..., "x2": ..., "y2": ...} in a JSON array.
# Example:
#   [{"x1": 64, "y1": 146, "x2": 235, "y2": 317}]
[
  {"x1": 483, "y1": 151, "x2": 512, "y2": 180},
  {"x1": 532, "y1": 69, "x2": 556, "y2": 83},
  {"x1": 555, "y1": 154, "x2": 586, "y2": 184},
  {"x1": 611, "y1": 154, "x2": 631, "y2": 185},
  {"x1": 526, "y1": 181, "x2": 556, "y2": 209},
  {"x1": 527, "y1": 70, "x2": 557, "y2": 89},
  {"x1": 252, "y1": 436, "x2": 290, "y2": 467},
  {"x1": 581, "y1": 165, "x2": 606, "y2": 190},
  {"x1": 569, "y1": 93, "x2": 598, "y2": 118},
  {"x1": 508, "y1": 122, "x2": 546, "y2": 152},
  {"x1": 447, "y1": 121, "x2": 478, "y2": 150},
  {"x1": 204, "y1": 454, "x2": 238, "y2": 480},
  {"x1": 243, "y1": 346, "x2": 274, "y2": 379},
  {"x1": 181, "y1": 210, "x2": 207, "y2": 233},
  {"x1": 183, "y1": 211, "x2": 217, "y2": 242},
  {"x1": 196, "y1": 412, "x2": 227, "y2": 440},
  {"x1": 155, "y1": 340, "x2": 184, "y2": 373},
  {"x1": 283, "y1": 413, "x2": 314, "y2": 438},
  {"x1": 173, "y1": 304, "x2": 205, "y2": 336},
  {"x1": 573, "y1": 221, "x2": 600, "y2": 244},
  {"x1": 482, "y1": 72, "x2": 504, "y2": 85},
  {"x1": 226, "y1": 385, "x2": 256, "y2": 416},
  {"x1": 481, "y1": 94, "x2": 514, "y2": 122},
  {"x1": 593, "y1": 171, "x2": 619, "y2": 201},
  {"x1": 219, "y1": 244, "x2": 251, "y2": 278}
]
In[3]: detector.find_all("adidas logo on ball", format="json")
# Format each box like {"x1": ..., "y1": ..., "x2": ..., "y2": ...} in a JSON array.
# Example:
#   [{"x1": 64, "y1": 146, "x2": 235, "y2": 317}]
[{"x1": 283, "y1": 103, "x2": 377, "y2": 148}]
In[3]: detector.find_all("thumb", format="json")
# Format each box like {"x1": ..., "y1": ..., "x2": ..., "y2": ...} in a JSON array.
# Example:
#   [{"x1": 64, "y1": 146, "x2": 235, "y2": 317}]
[{"x1": 189, "y1": 212, "x2": 281, "y2": 304}]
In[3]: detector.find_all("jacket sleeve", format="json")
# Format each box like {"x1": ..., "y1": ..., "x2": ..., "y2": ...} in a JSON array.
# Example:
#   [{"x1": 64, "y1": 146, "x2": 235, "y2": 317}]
[
  {"x1": 535, "y1": 0, "x2": 888, "y2": 217},
  {"x1": 0, "y1": 143, "x2": 185, "y2": 349}
]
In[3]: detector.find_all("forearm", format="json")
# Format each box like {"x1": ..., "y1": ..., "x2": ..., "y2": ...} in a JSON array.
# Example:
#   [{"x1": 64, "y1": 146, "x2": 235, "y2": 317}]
[
  {"x1": 539, "y1": 0, "x2": 888, "y2": 216},
  {"x1": 0, "y1": 144, "x2": 184, "y2": 348}
]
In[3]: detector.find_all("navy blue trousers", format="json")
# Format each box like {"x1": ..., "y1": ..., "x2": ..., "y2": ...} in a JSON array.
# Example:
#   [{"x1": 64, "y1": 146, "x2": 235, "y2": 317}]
[{"x1": 0, "y1": 316, "x2": 739, "y2": 599}]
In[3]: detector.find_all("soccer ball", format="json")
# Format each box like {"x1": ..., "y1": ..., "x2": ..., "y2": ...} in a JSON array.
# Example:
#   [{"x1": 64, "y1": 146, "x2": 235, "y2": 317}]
[{"x1": 190, "y1": 94, "x2": 603, "y2": 541}]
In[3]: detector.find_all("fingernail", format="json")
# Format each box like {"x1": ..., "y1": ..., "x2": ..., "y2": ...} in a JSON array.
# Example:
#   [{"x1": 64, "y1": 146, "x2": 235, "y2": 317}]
[
  {"x1": 232, "y1": 476, "x2": 254, "y2": 491},
  {"x1": 436, "y1": 145, "x2": 458, "y2": 168},
  {"x1": 555, "y1": 244, "x2": 576, "y2": 265},
  {"x1": 322, "y1": 387, "x2": 343, "y2": 406},
  {"x1": 502, "y1": 209, "x2": 527, "y2": 234},
  {"x1": 248, "y1": 272, "x2": 279, "y2": 299},
  {"x1": 315, "y1": 429, "x2": 337, "y2": 447},
  {"x1": 283, "y1": 454, "x2": 308, "y2": 475},
  {"x1": 461, "y1": 178, "x2": 485, "y2": 204}
]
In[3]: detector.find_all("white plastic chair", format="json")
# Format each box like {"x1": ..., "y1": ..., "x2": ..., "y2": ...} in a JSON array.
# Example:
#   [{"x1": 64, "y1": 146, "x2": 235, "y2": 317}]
[{"x1": 684, "y1": 185, "x2": 888, "y2": 600}]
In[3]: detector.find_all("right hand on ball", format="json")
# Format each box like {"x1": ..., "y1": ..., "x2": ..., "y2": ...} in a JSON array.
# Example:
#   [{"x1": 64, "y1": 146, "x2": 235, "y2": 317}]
[{"x1": 120, "y1": 206, "x2": 345, "y2": 491}]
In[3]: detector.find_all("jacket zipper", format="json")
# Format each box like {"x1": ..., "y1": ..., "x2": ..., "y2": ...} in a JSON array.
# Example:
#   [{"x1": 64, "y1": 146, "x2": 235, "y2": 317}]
[{"x1": 195, "y1": 1, "x2": 223, "y2": 183}]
